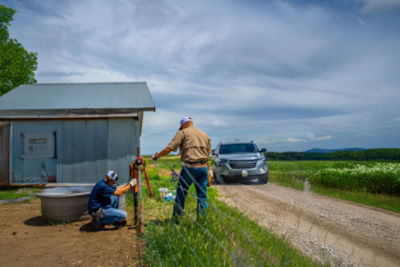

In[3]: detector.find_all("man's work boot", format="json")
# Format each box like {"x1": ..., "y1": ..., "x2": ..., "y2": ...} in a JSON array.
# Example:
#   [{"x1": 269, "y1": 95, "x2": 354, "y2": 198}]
[
  {"x1": 112, "y1": 220, "x2": 127, "y2": 227},
  {"x1": 91, "y1": 217, "x2": 104, "y2": 231}
]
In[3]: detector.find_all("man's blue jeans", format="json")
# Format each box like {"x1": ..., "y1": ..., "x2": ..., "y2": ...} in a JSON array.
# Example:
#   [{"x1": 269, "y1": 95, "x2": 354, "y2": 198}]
[
  {"x1": 98, "y1": 195, "x2": 127, "y2": 225},
  {"x1": 173, "y1": 166, "x2": 209, "y2": 220}
]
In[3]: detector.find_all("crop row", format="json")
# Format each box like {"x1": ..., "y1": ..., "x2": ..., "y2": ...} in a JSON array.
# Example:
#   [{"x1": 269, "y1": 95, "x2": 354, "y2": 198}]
[
  {"x1": 268, "y1": 161, "x2": 400, "y2": 196},
  {"x1": 308, "y1": 162, "x2": 400, "y2": 195}
]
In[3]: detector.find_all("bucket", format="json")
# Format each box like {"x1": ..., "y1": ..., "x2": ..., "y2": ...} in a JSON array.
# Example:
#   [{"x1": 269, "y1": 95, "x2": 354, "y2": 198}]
[{"x1": 159, "y1": 188, "x2": 168, "y2": 199}]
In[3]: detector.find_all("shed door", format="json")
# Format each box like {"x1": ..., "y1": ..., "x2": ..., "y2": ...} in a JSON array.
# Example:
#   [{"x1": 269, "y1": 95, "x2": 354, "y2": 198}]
[{"x1": 0, "y1": 124, "x2": 10, "y2": 185}]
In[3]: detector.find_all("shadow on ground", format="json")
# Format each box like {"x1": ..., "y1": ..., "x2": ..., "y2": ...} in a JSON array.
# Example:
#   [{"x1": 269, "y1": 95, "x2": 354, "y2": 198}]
[
  {"x1": 24, "y1": 216, "x2": 51, "y2": 226},
  {"x1": 214, "y1": 181, "x2": 268, "y2": 186},
  {"x1": 79, "y1": 222, "x2": 126, "y2": 232}
]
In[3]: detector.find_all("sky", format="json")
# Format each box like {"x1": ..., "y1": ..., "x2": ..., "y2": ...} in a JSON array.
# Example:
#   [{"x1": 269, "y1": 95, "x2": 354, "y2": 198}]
[{"x1": 3, "y1": 0, "x2": 400, "y2": 153}]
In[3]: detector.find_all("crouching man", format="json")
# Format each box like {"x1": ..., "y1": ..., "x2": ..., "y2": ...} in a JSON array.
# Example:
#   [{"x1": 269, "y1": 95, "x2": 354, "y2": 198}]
[{"x1": 88, "y1": 170, "x2": 136, "y2": 229}]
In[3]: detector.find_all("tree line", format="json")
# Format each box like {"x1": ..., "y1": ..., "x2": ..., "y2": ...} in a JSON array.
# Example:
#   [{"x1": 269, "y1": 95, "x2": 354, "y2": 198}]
[
  {"x1": 265, "y1": 148, "x2": 400, "y2": 161},
  {"x1": 0, "y1": 4, "x2": 37, "y2": 96}
]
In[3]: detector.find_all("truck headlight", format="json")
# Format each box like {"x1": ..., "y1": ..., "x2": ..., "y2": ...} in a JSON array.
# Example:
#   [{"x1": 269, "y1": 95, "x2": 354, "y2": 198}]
[{"x1": 259, "y1": 165, "x2": 268, "y2": 173}]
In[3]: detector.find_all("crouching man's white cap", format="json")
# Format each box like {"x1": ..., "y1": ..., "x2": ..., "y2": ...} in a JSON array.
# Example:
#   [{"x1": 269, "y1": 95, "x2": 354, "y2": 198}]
[{"x1": 106, "y1": 170, "x2": 118, "y2": 181}]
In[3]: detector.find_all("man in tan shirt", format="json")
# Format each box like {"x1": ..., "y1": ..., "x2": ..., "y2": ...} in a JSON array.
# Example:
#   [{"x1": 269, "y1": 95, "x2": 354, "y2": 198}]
[{"x1": 153, "y1": 116, "x2": 211, "y2": 221}]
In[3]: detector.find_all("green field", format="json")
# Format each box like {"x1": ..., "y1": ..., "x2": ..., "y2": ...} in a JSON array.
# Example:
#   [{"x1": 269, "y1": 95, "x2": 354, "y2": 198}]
[
  {"x1": 268, "y1": 161, "x2": 400, "y2": 213},
  {"x1": 140, "y1": 158, "x2": 321, "y2": 266}
]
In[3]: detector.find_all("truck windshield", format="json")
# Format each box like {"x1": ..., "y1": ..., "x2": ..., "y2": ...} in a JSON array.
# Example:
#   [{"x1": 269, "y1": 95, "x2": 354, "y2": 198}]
[{"x1": 219, "y1": 144, "x2": 258, "y2": 154}]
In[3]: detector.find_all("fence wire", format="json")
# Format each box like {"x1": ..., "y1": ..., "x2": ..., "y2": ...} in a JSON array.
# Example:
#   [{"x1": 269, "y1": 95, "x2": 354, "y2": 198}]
[
  {"x1": 139, "y1": 160, "x2": 248, "y2": 266},
  {"x1": 136, "y1": 159, "x2": 346, "y2": 267}
]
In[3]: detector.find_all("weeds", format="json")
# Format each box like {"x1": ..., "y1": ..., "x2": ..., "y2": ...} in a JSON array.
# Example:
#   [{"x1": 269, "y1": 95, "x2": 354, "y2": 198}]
[
  {"x1": 268, "y1": 161, "x2": 400, "y2": 213},
  {"x1": 141, "y1": 159, "x2": 321, "y2": 266}
]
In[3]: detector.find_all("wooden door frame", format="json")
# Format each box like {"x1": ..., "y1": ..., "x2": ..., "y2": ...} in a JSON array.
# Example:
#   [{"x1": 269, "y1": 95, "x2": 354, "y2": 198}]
[{"x1": 0, "y1": 123, "x2": 10, "y2": 185}]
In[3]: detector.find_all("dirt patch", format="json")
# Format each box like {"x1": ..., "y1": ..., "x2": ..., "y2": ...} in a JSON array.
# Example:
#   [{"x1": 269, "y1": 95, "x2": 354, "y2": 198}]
[
  {"x1": 147, "y1": 164, "x2": 173, "y2": 178},
  {"x1": 215, "y1": 183, "x2": 400, "y2": 267},
  {"x1": 0, "y1": 199, "x2": 143, "y2": 266}
]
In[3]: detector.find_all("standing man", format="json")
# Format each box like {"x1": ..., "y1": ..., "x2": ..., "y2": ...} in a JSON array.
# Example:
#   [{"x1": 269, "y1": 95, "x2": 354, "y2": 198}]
[
  {"x1": 153, "y1": 117, "x2": 211, "y2": 222},
  {"x1": 88, "y1": 170, "x2": 136, "y2": 229}
]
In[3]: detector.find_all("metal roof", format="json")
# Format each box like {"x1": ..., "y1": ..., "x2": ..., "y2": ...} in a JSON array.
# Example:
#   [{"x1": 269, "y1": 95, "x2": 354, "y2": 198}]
[{"x1": 0, "y1": 82, "x2": 156, "y2": 118}]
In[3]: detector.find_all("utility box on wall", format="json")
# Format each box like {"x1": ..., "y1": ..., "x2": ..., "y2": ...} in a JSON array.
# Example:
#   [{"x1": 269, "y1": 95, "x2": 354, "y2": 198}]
[
  {"x1": 0, "y1": 82, "x2": 155, "y2": 185},
  {"x1": 23, "y1": 132, "x2": 56, "y2": 159}
]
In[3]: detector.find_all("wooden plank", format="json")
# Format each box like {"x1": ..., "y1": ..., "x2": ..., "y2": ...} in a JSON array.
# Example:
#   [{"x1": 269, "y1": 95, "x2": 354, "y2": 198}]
[{"x1": 0, "y1": 125, "x2": 10, "y2": 185}]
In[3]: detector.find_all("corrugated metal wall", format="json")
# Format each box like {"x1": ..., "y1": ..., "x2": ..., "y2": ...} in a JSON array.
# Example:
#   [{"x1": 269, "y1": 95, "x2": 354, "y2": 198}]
[{"x1": 10, "y1": 118, "x2": 139, "y2": 184}]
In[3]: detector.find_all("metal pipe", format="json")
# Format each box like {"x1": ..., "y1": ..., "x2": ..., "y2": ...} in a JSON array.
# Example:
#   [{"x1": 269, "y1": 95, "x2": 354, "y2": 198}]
[{"x1": 137, "y1": 145, "x2": 145, "y2": 234}]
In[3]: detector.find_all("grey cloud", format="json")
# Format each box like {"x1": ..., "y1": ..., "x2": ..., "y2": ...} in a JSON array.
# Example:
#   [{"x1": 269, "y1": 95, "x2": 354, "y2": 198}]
[
  {"x1": 356, "y1": 0, "x2": 400, "y2": 13},
  {"x1": 3, "y1": 0, "x2": 399, "y2": 153}
]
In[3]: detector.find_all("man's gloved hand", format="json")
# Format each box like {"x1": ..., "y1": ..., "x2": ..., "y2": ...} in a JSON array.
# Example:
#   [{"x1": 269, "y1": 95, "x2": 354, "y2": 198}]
[
  {"x1": 129, "y1": 179, "x2": 137, "y2": 188},
  {"x1": 152, "y1": 153, "x2": 159, "y2": 161}
]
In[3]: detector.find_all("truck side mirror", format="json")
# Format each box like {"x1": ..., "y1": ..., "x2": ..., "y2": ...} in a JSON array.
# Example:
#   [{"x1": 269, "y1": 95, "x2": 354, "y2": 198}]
[
  {"x1": 259, "y1": 148, "x2": 267, "y2": 153},
  {"x1": 212, "y1": 149, "x2": 217, "y2": 155}
]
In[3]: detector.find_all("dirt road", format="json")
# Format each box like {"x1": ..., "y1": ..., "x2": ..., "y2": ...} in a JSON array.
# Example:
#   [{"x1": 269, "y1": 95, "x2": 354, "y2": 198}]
[
  {"x1": 0, "y1": 199, "x2": 142, "y2": 266},
  {"x1": 215, "y1": 183, "x2": 400, "y2": 267}
]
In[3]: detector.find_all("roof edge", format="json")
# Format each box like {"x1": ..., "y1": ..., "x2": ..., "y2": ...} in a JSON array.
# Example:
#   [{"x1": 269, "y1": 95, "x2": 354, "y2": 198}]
[
  {"x1": 0, "y1": 107, "x2": 156, "y2": 119},
  {"x1": 0, "y1": 113, "x2": 139, "y2": 120}
]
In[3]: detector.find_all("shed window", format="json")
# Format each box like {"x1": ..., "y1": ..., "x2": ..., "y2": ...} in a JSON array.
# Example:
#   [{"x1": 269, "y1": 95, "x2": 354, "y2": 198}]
[{"x1": 22, "y1": 132, "x2": 56, "y2": 158}]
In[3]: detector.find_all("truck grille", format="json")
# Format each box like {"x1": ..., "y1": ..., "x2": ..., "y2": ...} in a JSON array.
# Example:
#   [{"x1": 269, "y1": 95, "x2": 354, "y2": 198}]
[{"x1": 229, "y1": 160, "x2": 257, "y2": 169}]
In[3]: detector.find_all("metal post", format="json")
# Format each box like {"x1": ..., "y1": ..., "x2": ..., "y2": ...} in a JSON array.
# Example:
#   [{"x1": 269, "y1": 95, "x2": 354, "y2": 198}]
[
  {"x1": 139, "y1": 170, "x2": 144, "y2": 234},
  {"x1": 137, "y1": 146, "x2": 144, "y2": 234}
]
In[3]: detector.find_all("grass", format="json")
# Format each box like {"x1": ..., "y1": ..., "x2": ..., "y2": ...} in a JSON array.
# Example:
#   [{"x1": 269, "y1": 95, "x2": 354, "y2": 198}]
[
  {"x1": 308, "y1": 162, "x2": 400, "y2": 194},
  {"x1": 310, "y1": 185, "x2": 400, "y2": 213},
  {"x1": 268, "y1": 161, "x2": 400, "y2": 213},
  {"x1": 140, "y1": 158, "x2": 322, "y2": 266},
  {"x1": 269, "y1": 170, "x2": 305, "y2": 190},
  {"x1": 0, "y1": 187, "x2": 40, "y2": 200}
]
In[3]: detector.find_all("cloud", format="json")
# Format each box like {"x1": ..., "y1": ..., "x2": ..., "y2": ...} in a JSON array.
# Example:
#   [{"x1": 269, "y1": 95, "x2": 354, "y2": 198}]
[
  {"x1": 356, "y1": 0, "x2": 400, "y2": 13},
  {"x1": 286, "y1": 133, "x2": 331, "y2": 144},
  {"x1": 307, "y1": 133, "x2": 332, "y2": 141},
  {"x1": 287, "y1": 137, "x2": 308, "y2": 143},
  {"x1": 3, "y1": 0, "x2": 400, "y2": 153}
]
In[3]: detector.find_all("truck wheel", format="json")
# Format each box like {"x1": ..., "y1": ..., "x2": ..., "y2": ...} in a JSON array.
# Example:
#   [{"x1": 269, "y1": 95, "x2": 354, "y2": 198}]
[
  {"x1": 211, "y1": 170, "x2": 218, "y2": 184},
  {"x1": 214, "y1": 172, "x2": 226, "y2": 184},
  {"x1": 258, "y1": 172, "x2": 268, "y2": 184},
  {"x1": 212, "y1": 171, "x2": 218, "y2": 184}
]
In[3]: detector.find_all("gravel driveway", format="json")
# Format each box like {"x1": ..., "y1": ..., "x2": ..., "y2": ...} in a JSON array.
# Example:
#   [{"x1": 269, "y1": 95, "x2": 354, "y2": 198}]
[{"x1": 215, "y1": 183, "x2": 400, "y2": 267}]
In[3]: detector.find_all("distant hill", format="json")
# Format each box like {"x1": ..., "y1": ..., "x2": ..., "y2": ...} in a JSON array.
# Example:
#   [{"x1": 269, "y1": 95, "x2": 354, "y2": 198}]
[{"x1": 304, "y1": 148, "x2": 366, "y2": 154}]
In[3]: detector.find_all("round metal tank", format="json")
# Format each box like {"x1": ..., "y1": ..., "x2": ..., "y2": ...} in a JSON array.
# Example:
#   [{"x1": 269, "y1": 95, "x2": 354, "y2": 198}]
[
  {"x1": 36, "y1": 186, "x2": 93, "y2": 223},
  {"x1": 36, "y1": 185, "x2": 127, "y2": 223}
]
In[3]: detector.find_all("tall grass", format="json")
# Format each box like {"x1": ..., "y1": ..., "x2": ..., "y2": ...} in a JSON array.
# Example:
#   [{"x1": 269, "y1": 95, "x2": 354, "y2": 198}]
[
  {"x1": 141, "y1": 159, "x2": 321, "y2": 266},
  {"x1": 309, "y1": 163, "x2": 400, "y2": 195},
  {"x1": 269, "y1": 161, "x2": 400, "y2": 195},
  {"x1": 268, "y1": 161, "x2": 400, "y2": 213}
]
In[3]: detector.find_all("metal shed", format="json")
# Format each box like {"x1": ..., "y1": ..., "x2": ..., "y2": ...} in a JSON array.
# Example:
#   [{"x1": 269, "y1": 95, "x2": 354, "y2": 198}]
[{"x1": 0, "y1": 82, "x2": 155, "y2": 186}]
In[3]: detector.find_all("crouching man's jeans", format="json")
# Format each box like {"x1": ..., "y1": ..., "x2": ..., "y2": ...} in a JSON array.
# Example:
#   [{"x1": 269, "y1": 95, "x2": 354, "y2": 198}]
[
  {"x1": 173, "y1": 166, "x2": 208, "y2": 221},
  {"x1": 99, "y1": 195, "x2": 127, "y2": 225}
]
